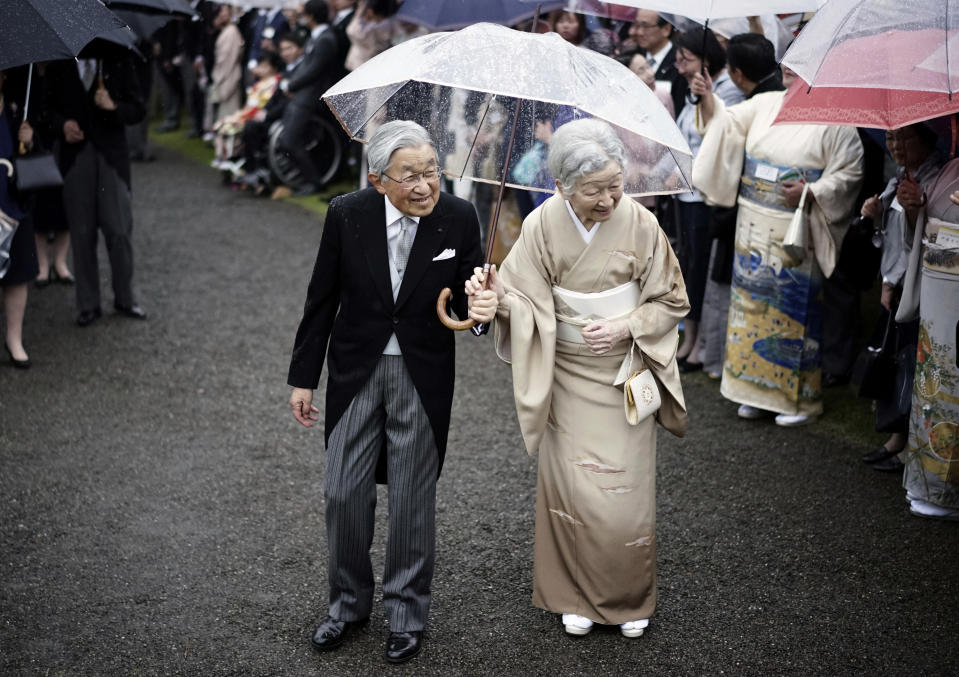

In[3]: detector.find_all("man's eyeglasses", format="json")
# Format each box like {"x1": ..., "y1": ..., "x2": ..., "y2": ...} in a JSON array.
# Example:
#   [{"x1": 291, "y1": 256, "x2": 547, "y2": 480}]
[{"x1": 383, "y1": 168, "x2": 442, "y2": 187}]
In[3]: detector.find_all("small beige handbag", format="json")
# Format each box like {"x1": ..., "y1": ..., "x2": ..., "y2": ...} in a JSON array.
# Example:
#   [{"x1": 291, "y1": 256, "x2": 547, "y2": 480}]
[
  {"x1": 782, "y1": 181, "x2": 810, "y2": 261},
  {"x1": 616, "y1": 344, "x2": 662, "y2": 426}
]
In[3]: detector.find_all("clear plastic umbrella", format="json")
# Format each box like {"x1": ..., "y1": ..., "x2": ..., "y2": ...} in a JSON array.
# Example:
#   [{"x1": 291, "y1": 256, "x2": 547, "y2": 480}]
[
  {"x1": 324, "y1": 22, "x2": 693, "y2": 329},
  {"x1": 323, "y1": 22, "x2": 693, "y2": 198},
  {"x1": 523, "y1": 0, "x2": 826, "y2": 21}
]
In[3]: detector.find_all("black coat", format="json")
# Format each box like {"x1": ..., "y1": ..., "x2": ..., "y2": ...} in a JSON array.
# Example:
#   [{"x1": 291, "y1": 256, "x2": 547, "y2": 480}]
[
  {"x1": 286, "y1": 26, "x2": 343, "y2": 112},
  {"x1": 45, "y1": 57, "x2": 145, "y2": 187},
  {"x1": 288, "y1": 188, "x2": 483, "y2": 478}
]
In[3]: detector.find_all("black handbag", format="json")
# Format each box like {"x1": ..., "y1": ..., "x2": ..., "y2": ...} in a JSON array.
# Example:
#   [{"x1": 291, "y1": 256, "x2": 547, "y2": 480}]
[
  {"x1": 14, "y1": 153, "x2": 63, "y2": 192},
  {"x1": 850, "y1": 309, "x2": 897, "y2": 401},
  {"x1": 837, "y1": 215, "x2": 882, "y2": 291}
]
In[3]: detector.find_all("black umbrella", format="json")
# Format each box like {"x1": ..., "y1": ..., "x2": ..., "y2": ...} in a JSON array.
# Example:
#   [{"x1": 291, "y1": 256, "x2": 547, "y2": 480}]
[
  {"x1": 0, "y1": 0, "x2": 126, "y2": 71},
  {"x1": 114, "y1": 9, "x2": 177, "y2": 42},
  {"x1": 104, "y1": 0, "x2": 195, "y2": 16}
]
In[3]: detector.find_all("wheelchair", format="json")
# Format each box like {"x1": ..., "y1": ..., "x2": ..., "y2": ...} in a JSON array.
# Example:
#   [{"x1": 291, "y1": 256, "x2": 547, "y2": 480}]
[{"x1": 267, "y1": 113, "x2": 344, "y2": 190}]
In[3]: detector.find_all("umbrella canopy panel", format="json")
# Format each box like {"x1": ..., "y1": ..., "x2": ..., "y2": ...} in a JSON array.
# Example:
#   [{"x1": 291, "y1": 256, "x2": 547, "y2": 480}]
[
  {"x1": 0, "y1": 0, "x2": 126, "y2": 71},
  {"x1": 783, "y1": 0, "x2": 958, "y2": 94},
  {"x1": 522, "y1": 0, "x2": 826, "y2": 20},
  {"x1": 397, "y1": 0, "x2": 565, "y2": 31},
  {"x1": 775, "y1": 77, "x2": 959, "y2": 130},
  {"x1": 323, "y1": 23, "x2": 692, "y2": 196}
]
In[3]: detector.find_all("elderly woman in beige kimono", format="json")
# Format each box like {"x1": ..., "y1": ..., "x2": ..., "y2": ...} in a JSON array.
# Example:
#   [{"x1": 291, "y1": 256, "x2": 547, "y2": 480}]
[{"x1": 467, "y1": 119, "x2": 688, "y2": 638}]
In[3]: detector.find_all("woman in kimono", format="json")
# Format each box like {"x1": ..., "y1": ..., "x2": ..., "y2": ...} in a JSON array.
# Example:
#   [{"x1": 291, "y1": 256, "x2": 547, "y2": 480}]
[
  {"x1": 467, "y1": 119, "x2": 689, "y2": 637},
  {"x1": 691, "y1": 66, "x2": 864, "y2": 426},
  {"x1": 896, "y1": 159, "x2": 959, "y2": 520}
]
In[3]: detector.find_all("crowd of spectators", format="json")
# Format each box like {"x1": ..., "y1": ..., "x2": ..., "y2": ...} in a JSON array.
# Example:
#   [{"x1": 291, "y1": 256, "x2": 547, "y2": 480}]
[{"x1": 1, "y1": 3, "x2": 956, "y2": 519}]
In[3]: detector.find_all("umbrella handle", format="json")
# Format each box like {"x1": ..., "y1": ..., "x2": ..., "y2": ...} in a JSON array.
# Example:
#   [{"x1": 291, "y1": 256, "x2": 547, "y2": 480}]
[{"x1": 436, "y1": 287, "x2": 476, "y2": 331}]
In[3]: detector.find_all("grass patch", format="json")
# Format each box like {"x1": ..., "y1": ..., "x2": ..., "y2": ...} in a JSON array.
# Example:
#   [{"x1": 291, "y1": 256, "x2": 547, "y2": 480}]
[{"x1": 149, "y1": 127, "x2": 355, "y2": 219}]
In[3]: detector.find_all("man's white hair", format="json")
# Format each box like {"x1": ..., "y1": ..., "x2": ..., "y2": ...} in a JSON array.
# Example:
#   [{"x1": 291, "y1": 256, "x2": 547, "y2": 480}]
[
  {"x1": 547, "y1": 118, "x2": 626, "y2": 194},
  {"x1": 367, "y1": 120, "x2": 435, "y2": 178}
]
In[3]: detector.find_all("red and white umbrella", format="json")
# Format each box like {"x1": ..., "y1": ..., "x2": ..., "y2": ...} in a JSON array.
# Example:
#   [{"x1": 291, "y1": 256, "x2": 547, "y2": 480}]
[{"x1": 777, "y1": 0, "x2": 958, "y2": 129}]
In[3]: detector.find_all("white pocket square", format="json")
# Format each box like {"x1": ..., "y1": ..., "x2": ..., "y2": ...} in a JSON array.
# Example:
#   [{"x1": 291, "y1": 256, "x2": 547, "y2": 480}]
[{"x1": 432, "y1": 248, "x2": 456, "y2": 261}]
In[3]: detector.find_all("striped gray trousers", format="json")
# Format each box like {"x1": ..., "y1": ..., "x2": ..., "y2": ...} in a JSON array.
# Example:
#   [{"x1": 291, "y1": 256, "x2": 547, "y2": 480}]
[{"x1": 325, "y1": 355, "x2": 439, "y2": 632}]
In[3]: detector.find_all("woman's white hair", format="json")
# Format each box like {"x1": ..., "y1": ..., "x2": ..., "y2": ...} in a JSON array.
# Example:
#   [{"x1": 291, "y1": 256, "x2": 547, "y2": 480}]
[
  {"x1": 367, "y1": 120, "x2": 435, "y2": 178},
  {"x1": 547, "y1": 118, "x2": 626, "y2": 194}
]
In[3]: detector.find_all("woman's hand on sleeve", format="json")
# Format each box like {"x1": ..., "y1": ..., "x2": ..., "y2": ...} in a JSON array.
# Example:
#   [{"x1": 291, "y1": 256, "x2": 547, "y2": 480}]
[{"x1": 581, "y1": 318, "x2": 630, "y2": 355}]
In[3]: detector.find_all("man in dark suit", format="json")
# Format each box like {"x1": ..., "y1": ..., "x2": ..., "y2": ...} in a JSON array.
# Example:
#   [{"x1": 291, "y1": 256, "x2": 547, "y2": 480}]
[
  {"x1": 46, "y1": 56, "x2": 147, "y2": 326},
  {"x1": 276, "y1": 0, "x2": 346, "y2": 195},
  {"x1": 629, "y1": 9, "x2": 687, "y2": 116},
  {"x1": 288, "y1": 121, "x2": 497, "y2": 664}
]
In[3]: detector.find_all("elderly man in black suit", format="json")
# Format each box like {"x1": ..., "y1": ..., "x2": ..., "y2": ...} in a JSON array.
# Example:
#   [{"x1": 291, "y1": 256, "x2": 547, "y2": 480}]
[
  {"x1": 288, "y1": 121, "x2": 497, "y2": 663},
  {"x1": 46, "y1": 56, "x2": 147, "y2": 326}
]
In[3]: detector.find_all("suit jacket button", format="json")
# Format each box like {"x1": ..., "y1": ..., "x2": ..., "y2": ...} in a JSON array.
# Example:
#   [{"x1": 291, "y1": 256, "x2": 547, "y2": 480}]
[{"x1": 392, "y1": 316, "x2": 399, "y2": 325}]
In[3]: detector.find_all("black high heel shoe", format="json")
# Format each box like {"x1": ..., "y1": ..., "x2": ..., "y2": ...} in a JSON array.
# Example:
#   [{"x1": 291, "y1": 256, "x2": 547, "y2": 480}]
[{"x1": 4, "y1": 343, "x2": 31, "y2": 369}]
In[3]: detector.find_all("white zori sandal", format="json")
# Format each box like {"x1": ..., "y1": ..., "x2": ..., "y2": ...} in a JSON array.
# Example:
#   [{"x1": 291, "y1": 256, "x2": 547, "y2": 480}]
[
  {"x1": 620, "y1": 619, "x2": 650, "y2": 638},
  {"x1": 562, "y1": 614, "x2": 594, "y2": 636}
]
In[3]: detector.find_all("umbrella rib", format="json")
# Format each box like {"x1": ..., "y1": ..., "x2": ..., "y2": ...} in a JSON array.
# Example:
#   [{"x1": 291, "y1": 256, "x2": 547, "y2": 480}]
[
  {"x1": 460, "y1": 93, "x2": 496, "y2": 180},
  {"x1": 948, "y1": 0, "x2": 953, "y2": 98},
  {"x1": 804, "y1": 1, "x2": 864, "y2": 92}
]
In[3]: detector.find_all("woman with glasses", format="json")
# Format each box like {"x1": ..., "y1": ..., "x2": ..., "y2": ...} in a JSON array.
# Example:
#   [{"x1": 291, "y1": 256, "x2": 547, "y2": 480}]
[
  {"x1": 672, "y1": 28, "x2": 744, "y2": 374},
  {"x1": 859, "y1": 123, "x2": 942, "y2": 472}
]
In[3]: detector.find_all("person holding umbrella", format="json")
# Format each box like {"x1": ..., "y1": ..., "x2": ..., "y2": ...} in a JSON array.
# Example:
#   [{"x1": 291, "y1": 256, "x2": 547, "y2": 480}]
[
  {"x1": 691, "y1": 64, "x2": 864, "y2": 427},
  {"x1": 287, "y1": 121, "x2": 498, "y2": 663},
  {"x1": 44, "y1": 53, "x2": 147, "y2": 327},
  {"x1": 468, "y1": 118, "x2": 689, "y2": 638}
]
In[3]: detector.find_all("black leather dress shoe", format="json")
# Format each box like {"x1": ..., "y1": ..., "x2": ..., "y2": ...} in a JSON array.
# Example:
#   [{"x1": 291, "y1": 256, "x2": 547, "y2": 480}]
[
  {"x1": 861, "y1": 445, "x2": 902, "y2": 464},
  {"x1": 114, "y1": 303, "x2": 147, "y2": 320},
  {"x1": 678, "y1": 360, "x2": 703, "y2": 374},
  {"x1": 871, "y1": 455, "x2": 905, "y2": 472},
  {"x1": 310, "y1": 615, "x2": 367, "y2": 652},
  {"x1": 385, "y1": 631, "x2": 422, "y2": 664},
  {"x1": 76, "y1": 308, "x2": 102, "y2": 327}
]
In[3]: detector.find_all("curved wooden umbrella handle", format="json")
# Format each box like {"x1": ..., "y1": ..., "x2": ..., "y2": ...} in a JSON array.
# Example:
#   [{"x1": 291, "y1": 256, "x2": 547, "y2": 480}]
[{"x1": 436, "y1": 287, "x2": 476, "y2": 331}]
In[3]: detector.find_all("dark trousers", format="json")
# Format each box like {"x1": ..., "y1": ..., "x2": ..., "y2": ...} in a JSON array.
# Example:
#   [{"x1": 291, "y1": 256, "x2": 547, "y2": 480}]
[
  {"x1": 242, "y1": 119, "x2": 270, "y2": 171},
  {"x1": 277, "y1": 102, "x2": 321, "y2": 187},
  {"x1": 324, "y1": 355, "x2": 439, "y2": 632},
  {"x1": 678, "y1": 200, "x2": 712, "y2": 322},
  {"x1": 61, "y1": 143, "x2": 136, "y2": 312},
  {"x1": 821, "y1": 268, "x2": 861, "y2": 378}
]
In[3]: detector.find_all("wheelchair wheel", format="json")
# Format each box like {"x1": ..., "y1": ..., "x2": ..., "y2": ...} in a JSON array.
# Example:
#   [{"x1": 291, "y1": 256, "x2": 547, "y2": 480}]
[{"x1": 267, "y1": 116, "x2": 344, "y2": 189}]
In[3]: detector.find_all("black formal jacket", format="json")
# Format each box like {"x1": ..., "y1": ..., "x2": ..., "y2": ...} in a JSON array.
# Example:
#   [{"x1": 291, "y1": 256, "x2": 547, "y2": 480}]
[
  {"x1": 286, "y1": 25, "x2": 344, "y2": 111},
  {"x1": 45, "y1": 57, "x2": 145, "y2": 187},
  {"x1": 288, "y1": 188, "x2": 483, "y2": 479}
]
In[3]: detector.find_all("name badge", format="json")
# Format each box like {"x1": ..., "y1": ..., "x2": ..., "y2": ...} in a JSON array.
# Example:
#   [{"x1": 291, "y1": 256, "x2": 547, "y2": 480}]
[{"x1": 754, "y1": 162, "x2": 780, "y2": 182}]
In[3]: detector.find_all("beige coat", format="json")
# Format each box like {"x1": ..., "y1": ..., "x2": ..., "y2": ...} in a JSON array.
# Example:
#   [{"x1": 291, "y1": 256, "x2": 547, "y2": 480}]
[{"x1": 494, "y1": 194, "x2": 688, "y2": 624}]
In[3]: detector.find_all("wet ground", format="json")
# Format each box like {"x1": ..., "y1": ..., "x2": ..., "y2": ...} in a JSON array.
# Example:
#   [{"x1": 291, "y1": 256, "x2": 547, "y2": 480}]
[{"x1": 1, "y1": 146, "x2": 957, "y2": 676}]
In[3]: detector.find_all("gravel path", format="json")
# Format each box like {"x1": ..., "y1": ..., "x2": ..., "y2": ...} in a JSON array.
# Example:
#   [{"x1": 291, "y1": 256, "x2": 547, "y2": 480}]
[{"x1": 1, "y1": 146, "x2": 957, "y2": 676}]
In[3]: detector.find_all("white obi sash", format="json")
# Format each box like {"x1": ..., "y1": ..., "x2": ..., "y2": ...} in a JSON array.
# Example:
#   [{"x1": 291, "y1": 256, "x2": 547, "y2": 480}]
[{"x1": 551, "y1": 280, "x2": 641, "y2": 344}]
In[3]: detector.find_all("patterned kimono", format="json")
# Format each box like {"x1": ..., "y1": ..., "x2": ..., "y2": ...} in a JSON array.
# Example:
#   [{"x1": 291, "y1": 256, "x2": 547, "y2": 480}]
[
  {"x1": 902, "y1": 159, "x2": 959, "y2": 510},
  {"x1": 494, "y1": 194, "x2": 688, "y2": 624},
  {"x1": 693, "y1": 91, "x2": 863, "y2": 416}
]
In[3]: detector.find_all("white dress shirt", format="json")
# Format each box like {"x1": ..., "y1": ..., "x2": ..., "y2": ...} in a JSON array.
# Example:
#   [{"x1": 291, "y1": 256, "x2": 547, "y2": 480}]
[{"x1": 383, "y1": 196, "x2": 420, "y2": 355}]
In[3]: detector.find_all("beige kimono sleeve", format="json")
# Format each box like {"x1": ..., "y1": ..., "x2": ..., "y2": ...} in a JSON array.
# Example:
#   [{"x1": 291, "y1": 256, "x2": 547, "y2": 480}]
[
  {"x1": 493, "y1": 213, "x2": 557, "y2": 456},
  {"x1": 692, "y1": 94, "x2": 761, "y2": 208},
  {"x1": 625, "y1": 211, "x2": 690, "y2": 437},
  {"x1": 805, "y1": 125, "x2": 864, "y2": 277}
]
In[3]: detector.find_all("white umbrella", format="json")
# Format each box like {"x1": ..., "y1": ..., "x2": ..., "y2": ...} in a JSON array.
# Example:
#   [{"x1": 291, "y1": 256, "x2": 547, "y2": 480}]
[{"x1": 323, "y1": 22, "x2": 692, "y2": 198}]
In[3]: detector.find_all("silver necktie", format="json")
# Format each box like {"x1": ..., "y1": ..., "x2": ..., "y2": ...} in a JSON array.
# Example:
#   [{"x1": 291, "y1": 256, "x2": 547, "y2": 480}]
[{"x1": 395, "y1": 217, "x2": 414, "y2": 277}]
